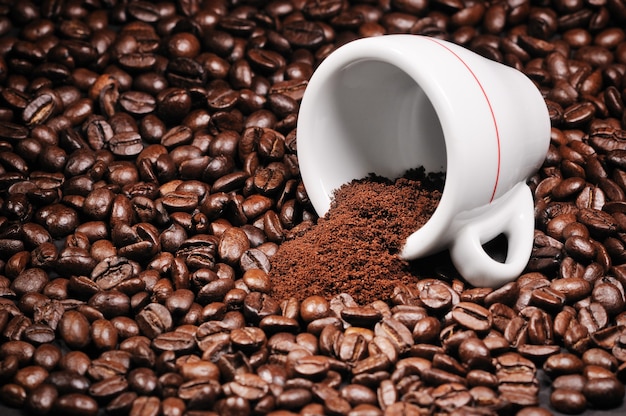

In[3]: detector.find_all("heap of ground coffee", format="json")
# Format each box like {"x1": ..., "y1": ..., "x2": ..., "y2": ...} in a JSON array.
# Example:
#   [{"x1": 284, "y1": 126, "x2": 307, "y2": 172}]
[{"x1": 270, "y1": 168, "x2": 444, "y2": 304}]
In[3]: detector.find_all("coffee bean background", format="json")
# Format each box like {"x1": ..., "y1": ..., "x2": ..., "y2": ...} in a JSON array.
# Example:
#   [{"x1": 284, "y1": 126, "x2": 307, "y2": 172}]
[{"x1": 3, "y1": 0, "x2": 626, "y2": 415}]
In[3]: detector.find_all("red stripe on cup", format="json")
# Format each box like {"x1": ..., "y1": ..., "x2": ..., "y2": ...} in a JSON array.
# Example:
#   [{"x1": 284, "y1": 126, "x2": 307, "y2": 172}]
[{"x1": 424, "y1": 37, "x2": 502, "y2": 202}]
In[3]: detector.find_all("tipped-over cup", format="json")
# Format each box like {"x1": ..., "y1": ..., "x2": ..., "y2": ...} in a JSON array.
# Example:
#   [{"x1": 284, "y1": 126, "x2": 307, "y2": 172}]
[{"x1": 297, "y1": 35, "x2": 551, "y2": 288}]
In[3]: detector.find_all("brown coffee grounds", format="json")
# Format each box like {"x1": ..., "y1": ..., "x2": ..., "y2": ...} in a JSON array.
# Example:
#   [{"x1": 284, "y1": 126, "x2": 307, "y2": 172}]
[{"x1": 269, "y1": 169, "x2": 444, "y2": 305}]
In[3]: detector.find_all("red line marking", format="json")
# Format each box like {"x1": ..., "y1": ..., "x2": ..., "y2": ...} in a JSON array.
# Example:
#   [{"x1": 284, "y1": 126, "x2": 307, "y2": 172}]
[{"x1": 423, "y1": 37, "x2": 501, "y2": 202}]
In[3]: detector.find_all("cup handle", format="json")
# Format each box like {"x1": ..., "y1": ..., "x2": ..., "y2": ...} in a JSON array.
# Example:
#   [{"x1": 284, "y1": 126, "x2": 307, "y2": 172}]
[{"x1": 449, "y1": 183, "x2": 535, "y2": 288}]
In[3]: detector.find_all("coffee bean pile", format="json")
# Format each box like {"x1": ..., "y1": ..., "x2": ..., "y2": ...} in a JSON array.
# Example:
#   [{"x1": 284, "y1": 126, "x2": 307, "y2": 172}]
[{"x1": 2, "y1": 0, "x2": 626, "y2": 415}]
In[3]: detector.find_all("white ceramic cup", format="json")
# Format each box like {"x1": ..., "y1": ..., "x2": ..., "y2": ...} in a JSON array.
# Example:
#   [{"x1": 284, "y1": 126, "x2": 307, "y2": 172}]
[{"x1": 296, "y1": 34, "x2": 551, "y2": 288}]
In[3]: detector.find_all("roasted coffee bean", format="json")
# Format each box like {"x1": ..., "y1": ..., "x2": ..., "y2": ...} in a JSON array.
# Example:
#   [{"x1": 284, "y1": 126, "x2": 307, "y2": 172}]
[
  {"x1": 457, "y1": 337, "x2": 492, "y2": 370},
  {"x1": 552, "y1": 374, "x2": 586, "y2": 393},
  {"x1": 35, "y1": 204, "x2": 79, "y2": 238},
  {"x1": 374, "y1": 317, "x2": 414, "y2": 354},
  {"x1": 109, "y1": 132, "x2": 144, "y2": 157},
  {"x1": 58, "y1": 310, "x2": 91, "y2": 349},
  {"x1": 103, "y1": 391, "x2": 137, "y2": 415},
  {"x1": 283, "y1": 20, "x2": 325, "y2": 48},
  {"x1": 583, "y1": 377, "x2": 625, "y2": 408},
  {"x1": 23, "y1": 323, "x2": 56, "y2": 344},
  {"x1": 32, "y1": 344, "x2": 62, "y2": 372},
  {"x1": 119, "y1": 91, "x2": 156, "y2": 115},
  {"x1": 0, "y1": 383, "x2": 27, "y2": 408},
  {"x1": 550, "y1": 388, "x2": 587, "y2": 414},
  {"x1": 44, "y1": 370, "x2": 90, "y2": 396},
  {"x1": 53, "y1": 393, "x2": 98, "y2": 416},
  {"x1": 26, "y1": 383, "x2": 58, "y2": 415},
  {"x1": 23, "y1": 93, "x2": 59, "y2": 126},
  {"x1": 544, "y1": 352, "x2": 585, "y2": 378},
  {"x1": 583, "y1": 348, "x2": 618, "y2": 371},
  {"x1": 593, "y1": 281, "x2": 626, "y2": 316},
  {"x1": 550, "y1": 277, "x2": 591, "y2": 302},
  {"x1": 418, "y1": 280, "x2": 454, "y2": 310},
  {"x1": 452, "y1": 302, "x2": 492, "y2": 332},
  {"x1": 136, "y1": 303, "x2": 173, "y2": 339}
]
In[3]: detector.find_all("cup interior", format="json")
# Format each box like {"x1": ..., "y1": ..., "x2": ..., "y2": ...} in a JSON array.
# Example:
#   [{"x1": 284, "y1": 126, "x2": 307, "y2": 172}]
[{"x1": 306, "y1": 58, "x2": 448, "y2": 209}]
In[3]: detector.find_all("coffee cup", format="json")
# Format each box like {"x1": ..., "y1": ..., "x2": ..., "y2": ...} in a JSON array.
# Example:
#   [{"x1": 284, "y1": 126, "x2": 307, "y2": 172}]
[{"x1": 297, "y1": 34, "x2": 551, "y2": 288}]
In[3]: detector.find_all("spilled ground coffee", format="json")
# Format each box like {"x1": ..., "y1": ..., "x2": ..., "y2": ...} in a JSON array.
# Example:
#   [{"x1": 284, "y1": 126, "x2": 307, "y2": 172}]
[{"x1": 269, "y1": 169, "x2": 444, "y2": 304}]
